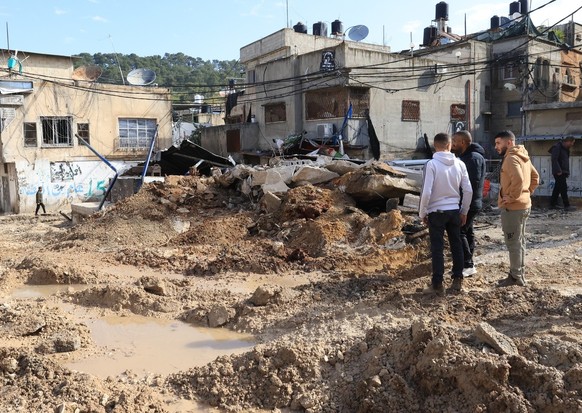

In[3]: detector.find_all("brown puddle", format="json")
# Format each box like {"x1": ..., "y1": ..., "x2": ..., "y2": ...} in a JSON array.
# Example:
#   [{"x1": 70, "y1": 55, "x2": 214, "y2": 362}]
[
  {"x1": 66, "y1": 314, "x2": 255, "y2": 378},
  {"x1": 8, "y1": 285, "x2": 255, "y2": 379}
]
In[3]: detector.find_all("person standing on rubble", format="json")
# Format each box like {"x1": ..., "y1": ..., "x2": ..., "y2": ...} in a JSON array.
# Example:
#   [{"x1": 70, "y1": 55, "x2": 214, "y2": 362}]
[
  {"x1": 549, "y1": 136, "x2": 575, "y2": 211},
  {"x1": 419, "y1": 133, "x2": 472, "y2": 295},
  {"x1": 452, "y1": 131, "x2": 486, "y2": 278},
  {"x1": 494, "y1": 130, "x2": 539, "y2": 287}
]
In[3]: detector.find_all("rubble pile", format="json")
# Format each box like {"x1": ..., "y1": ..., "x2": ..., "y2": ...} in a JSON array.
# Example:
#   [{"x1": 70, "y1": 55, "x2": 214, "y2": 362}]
[{"x1": 0, "y1": 157, "x2": 581, "y2": 412}]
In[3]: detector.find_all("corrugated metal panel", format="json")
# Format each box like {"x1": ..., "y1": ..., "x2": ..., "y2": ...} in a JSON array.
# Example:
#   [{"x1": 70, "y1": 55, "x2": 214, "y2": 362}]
[{"x1": 532, "y1": 155, "x2": 582, "y2": 198}]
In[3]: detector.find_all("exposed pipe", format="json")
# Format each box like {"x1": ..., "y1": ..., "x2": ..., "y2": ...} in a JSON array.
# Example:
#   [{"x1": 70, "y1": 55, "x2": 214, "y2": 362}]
[
  {"x1": 76, "y1": 134, "x2": 118, "y2": 211},
  {"x1": 465, "y1": 79, "x2": 472, "y2": 133},
  {"x1": 138, "y1": 124, "x2": 159, "y2": 191}
]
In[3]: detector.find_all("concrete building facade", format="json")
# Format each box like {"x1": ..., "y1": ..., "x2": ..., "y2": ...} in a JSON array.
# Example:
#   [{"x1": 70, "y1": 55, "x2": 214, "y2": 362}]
[{"x1": 0, "y1": 50, "x2": 172, "y2": 213}]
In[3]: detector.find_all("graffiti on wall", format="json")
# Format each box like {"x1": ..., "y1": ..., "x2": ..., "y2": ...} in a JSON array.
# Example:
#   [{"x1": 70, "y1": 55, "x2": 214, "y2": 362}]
[{"x1": 50, "y1": 161, "x2": 82, "y2": 182}]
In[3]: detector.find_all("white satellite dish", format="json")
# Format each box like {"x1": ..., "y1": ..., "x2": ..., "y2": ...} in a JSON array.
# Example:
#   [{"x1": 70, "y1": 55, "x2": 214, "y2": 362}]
[
  {"x1": 126, "y1": 68, "x2": 157, "y2": 86},
  {"x1": 347, "y1": 25, "x2": 369, "y2": 42}
]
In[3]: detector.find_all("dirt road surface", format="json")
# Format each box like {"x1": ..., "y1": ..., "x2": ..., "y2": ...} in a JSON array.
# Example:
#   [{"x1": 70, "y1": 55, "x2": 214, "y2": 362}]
[{"x1": 1, "y1": 174, "x2": 581, "y2": 412}]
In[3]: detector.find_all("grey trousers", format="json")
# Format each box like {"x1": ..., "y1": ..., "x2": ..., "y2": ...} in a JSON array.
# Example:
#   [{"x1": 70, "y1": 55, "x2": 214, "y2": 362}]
[{"x1": 500, "y1": 208, "x2": 530, "y2": 279}]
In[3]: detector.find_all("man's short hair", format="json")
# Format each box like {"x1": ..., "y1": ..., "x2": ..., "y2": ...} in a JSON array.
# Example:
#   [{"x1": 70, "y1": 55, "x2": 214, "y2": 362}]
[
  {"x1": 494, "y1": 130, "x2": 515, "y2": 142},
  {"x1": 564, "y1": 136, "x2": 575, "y2": 143},
  {"x1": 453, "y1": 130, "x2": 472, "y2": 144},
  {"x1": 433, "y1": 133, "x2": 451, "y2": 149}
]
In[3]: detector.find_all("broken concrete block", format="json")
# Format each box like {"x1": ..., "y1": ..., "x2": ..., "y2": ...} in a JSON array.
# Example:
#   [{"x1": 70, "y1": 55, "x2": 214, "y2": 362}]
[
  {"x1": 260, "y1": 191, "x2": 282, "y2": 214},
  {"x1": 52, "y1": 332, "x2": 81, "y2": 353},
  {"x1": 291, "y1": 166, "x2": 339, "y2": 185},
  {"x1": 251, "y1": 169, "x2": 288, "y2": 186},
  {"x1": 475, "y1": 322, "x2": 519, "y2": 356},
  {"x1": 262, "y1": 181, "x2": 290, "y2": 194},
  {"x1": 334, "y1": 168, "x2": 420, "y2": 202},
  {"x1": 324, "y1": 160, "x2": 361, "y2": 176}
]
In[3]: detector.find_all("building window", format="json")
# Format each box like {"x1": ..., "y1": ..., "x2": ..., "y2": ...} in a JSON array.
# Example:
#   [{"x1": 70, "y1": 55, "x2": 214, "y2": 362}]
[
  {"x1": 402, "y1": 100, "x2": 420, "y2": 122},
  {"x1": 41, "y1": 116, "x2": 73, "y2": 146},
  {"x1": 507, "y1": 101, "x2": 522, "y2": 117},
  {"x1": 541, "y1": 60, "x2": 550, "y2": 89},
  {"x1": 534, "y1": 57, "x2": 542, "y2": 87},
  {"x1": 305, "y1": 87, "x2": 369, "y2": 120},
  {"x1": 503, "y1": 63, "x2": 517, "y2": 80},
  {"x1": 247, "y1": 69, "x2": 256, "y2": 84},
  {"x1": 118, "y1": 118, "x2": 156, "y2": 149},
  {"x1": 24, "y1": 122, "x2": 37, "y2": 147},
  {"x1": 77, "y1": 123, "x2": 90, "y2": 145},
  {"x1": 484, "y1": 85, "x2": 491, "y2": 101},
  {"x1": 265, "y1": 102, "x2": 286, "y2": 123}
]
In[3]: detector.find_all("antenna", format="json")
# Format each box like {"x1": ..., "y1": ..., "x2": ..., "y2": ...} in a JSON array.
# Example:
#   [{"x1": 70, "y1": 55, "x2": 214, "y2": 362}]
[
  {"x1": 109, "y1": 34, "x2": 125, "y2": 85},
  {"x1": 6, "y1": 22, "x2": 9, "y2": 50}
]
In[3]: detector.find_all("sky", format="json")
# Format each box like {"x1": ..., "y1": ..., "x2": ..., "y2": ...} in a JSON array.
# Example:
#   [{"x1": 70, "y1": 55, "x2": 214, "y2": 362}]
[{"x1": 0, "y1": 0, "x2": 580, "y2": 61}]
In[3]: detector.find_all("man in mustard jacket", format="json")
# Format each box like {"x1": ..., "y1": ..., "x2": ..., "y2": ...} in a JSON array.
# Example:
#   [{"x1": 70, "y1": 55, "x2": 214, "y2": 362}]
[{"x1": 494, "y1": 130, "x2": 539, "y2": 286}]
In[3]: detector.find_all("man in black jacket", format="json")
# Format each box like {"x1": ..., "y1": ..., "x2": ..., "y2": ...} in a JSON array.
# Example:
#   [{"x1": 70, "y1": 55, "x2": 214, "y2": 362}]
[
  {"x1": 452, "y1": 131, "x2": 486, "y2": 278},
  {"x1": 549, "y1": 136, "x2": 575, "y2": 211}
]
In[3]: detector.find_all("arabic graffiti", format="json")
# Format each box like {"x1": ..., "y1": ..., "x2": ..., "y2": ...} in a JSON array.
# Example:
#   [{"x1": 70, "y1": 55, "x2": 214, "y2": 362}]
[{"x1": 50, "y1": 161, "x2": 82, "y2": 182}]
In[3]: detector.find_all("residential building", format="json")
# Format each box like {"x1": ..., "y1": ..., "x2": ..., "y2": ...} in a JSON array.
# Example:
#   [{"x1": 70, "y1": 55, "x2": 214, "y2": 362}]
[{"x1": 0, "y1": 50, "x2": 172, "y2": 213}]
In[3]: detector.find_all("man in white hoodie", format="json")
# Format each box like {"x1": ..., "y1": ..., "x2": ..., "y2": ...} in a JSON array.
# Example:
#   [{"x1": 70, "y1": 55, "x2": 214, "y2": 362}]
[{"x1": 419, "y1": 133, "x2": 473, "y2": 295}]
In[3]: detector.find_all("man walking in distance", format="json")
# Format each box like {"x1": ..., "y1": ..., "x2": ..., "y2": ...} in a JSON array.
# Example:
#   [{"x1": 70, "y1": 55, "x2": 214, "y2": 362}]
[
  {"x1": 549, "y1": 136, "x2": 575, "y2": 211},
  {"x1": 419, "y1": 133, "x2": 473, "y2": 295},
  {"x1": 494, "y1": 130, "x2": 539, "y2": 287},
  {"x1": 35, "y1": 186, "x2": 46, "y2": 216},
  {"x1": 452, "y1": 131, "x2": 486, "y2": 277}
]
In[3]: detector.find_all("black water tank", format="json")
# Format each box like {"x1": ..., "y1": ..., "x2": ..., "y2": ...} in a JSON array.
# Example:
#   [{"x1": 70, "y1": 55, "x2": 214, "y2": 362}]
[
  {"x1": 509, "y1": 1, "x2": 521, "y2": 15},
  {"x1": 435, "y1": 1, "x2": 449, "y2": 20},
  {"x1": 519, "y1": 0, "x2": 528, "y2": 14},
  {"x1": 491, "y1": 15, "x2": 500, "y2": 29},
  {"x1": 293, "y1": 21, "x2": 307, "y2": 34},
  {"x1": 331, "y1": 19, "x2": 343, "y2": 35},
  {"x1": 313, "y1": 21, "x2": 328, "y2": 36},
  {"x1": 422, "y1": 26, "x2": 438, "y2": 47}
]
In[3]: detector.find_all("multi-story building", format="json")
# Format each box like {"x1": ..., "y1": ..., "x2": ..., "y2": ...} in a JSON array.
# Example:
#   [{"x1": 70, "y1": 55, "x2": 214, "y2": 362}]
[{"x1": 0, "y1": 50, "x2": 172, "y2": 213}]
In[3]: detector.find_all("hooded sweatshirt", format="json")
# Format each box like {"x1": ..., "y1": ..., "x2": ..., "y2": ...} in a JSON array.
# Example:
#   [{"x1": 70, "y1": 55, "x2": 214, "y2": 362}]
[
  {"x1": 419, "y1": 151, "x2": 473, "y2": 219},
  {"x1": 498, "y1": 145, "x2": 539, "y2": 210},
  {"x1": 459, "y1": 143, "x2": 486, "y2": 211}
]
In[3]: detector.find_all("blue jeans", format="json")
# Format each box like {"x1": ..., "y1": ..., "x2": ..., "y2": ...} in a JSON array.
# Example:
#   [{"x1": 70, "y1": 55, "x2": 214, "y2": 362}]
[{"x1": 427, "y1": 209, "x2": 464, "y2": 286}]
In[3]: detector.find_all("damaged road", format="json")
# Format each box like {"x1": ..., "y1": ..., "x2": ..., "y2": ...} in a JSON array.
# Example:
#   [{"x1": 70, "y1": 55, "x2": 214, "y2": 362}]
[{"x1": 0, "y1": 160, "x2": 581, "y2": 413}]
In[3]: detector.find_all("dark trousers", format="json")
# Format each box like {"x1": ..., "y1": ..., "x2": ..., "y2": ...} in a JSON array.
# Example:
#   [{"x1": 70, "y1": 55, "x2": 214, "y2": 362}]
[
  {"x1": 551, "y1": 174, "x2": 569, "y2": 208},
  {"x1": 35, "y1": 203, "x2": 46, "y2": 215},
  {"x1": 427, "y1": 210, "x2": 464, "y2": 286},
  {"x1": 460, "y1": 209, "x2": 480, "y2": 268}
]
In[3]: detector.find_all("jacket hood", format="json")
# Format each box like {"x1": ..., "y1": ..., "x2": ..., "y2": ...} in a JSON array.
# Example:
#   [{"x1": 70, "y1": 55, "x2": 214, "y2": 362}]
[
  {"x1": 506, "y1": 145, "x2": 530, "y2": 162},
  {"x1": 432, "y1": 151, "x2": 456, "y2": 166},
  {"x1": 465, "y1": 143, "x2": 486, "y2": 156}
]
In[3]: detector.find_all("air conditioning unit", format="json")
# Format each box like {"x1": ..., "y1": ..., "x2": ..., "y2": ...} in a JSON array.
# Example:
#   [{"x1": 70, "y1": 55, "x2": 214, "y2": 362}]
[{"x1": 317, "y1": 123, "x2": 334, "y2": 138}]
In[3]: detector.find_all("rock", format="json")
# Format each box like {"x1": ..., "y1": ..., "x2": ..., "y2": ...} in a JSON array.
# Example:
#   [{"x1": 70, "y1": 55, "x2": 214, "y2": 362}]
[
  {"x1": 0, "y1": 357, "x2": 18, "y2": 373},
  {"x1": 259, "y1": 192, "x2": 282, "y2": 214},
  {"x1": 291, "y1": 166, "x2": 339, "y2": 185},
  {"x1": 262, "y1": 181, "x2": 290, "y2": 194},
  {"x1": 386, "y1": 198, "x2": 400, "y2": 211},
  {"x1": 475, "y1": 322, "x2": 519, "y2": 356},
  {"x1": 207, "y1": 305, "x2": 231, "y2": 328},
  {"x1": 52, "y1": 332, "x2": 81, "y2": 353},
  {"x1": 141, "y1": 277, "x2": 172, "y2": 296},
  {"x1": 369, "y1": 375, "x2": 382, "y2": 387},
  {"x1": 250, "y1": 285, "x2": 281, "y2": 306}
]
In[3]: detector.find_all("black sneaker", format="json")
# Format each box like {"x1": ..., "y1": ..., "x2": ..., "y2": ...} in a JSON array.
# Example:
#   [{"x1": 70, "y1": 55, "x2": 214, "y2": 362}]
[{"x1": 450, "y1": 278, "x2": 463, "y2": 292}]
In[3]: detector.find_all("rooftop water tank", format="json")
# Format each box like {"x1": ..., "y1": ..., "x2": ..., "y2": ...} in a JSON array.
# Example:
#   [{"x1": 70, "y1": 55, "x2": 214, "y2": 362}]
[
  {"x1": 435, "y1": 1, "x2": 449, "y2": 20},
  {"x1": 313, "y1": 21, "x2": 328, "y2": 36},
  {"x1": 422, "y1": 26, "x2": 438, "y2": 47},
  {"x1": 293, "y1": 22, "x2": 307, "y2": 34},
  {"x1": 509, "y1": 1, "x2": 521, "y2": 15},
  {"x1": 331, "y1": 19, "x2": 343, "y2": 35},
  {"x1": 491, "y1": 15, "x2": 500, "y2": 29},
  {"x1": 519, "y1": 0, "x2": 528, "y2": 14}
]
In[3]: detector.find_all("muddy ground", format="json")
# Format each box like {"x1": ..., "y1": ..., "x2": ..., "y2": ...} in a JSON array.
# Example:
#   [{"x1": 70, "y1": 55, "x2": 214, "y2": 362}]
[{"x1": 1, "y1": 173, "x2": 581, "y2": 413}]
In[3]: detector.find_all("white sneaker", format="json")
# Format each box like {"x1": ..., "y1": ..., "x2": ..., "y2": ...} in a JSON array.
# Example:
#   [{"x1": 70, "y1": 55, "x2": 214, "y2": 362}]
[{"x1": 463, "y1": 267, "x2": 477, "y2": 277}]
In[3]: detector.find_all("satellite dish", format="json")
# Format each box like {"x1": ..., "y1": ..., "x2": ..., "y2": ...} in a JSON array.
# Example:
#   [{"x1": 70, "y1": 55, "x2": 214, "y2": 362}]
[
  {"x1": 72, "y1": 65, "x2": 103, "y2": 81},
  {"x1": 347, "y1": 25, "x2": 369, "y2": 42},
  {"x1": 126, "y1": 68, "x2": 157, "y2": 86}
]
